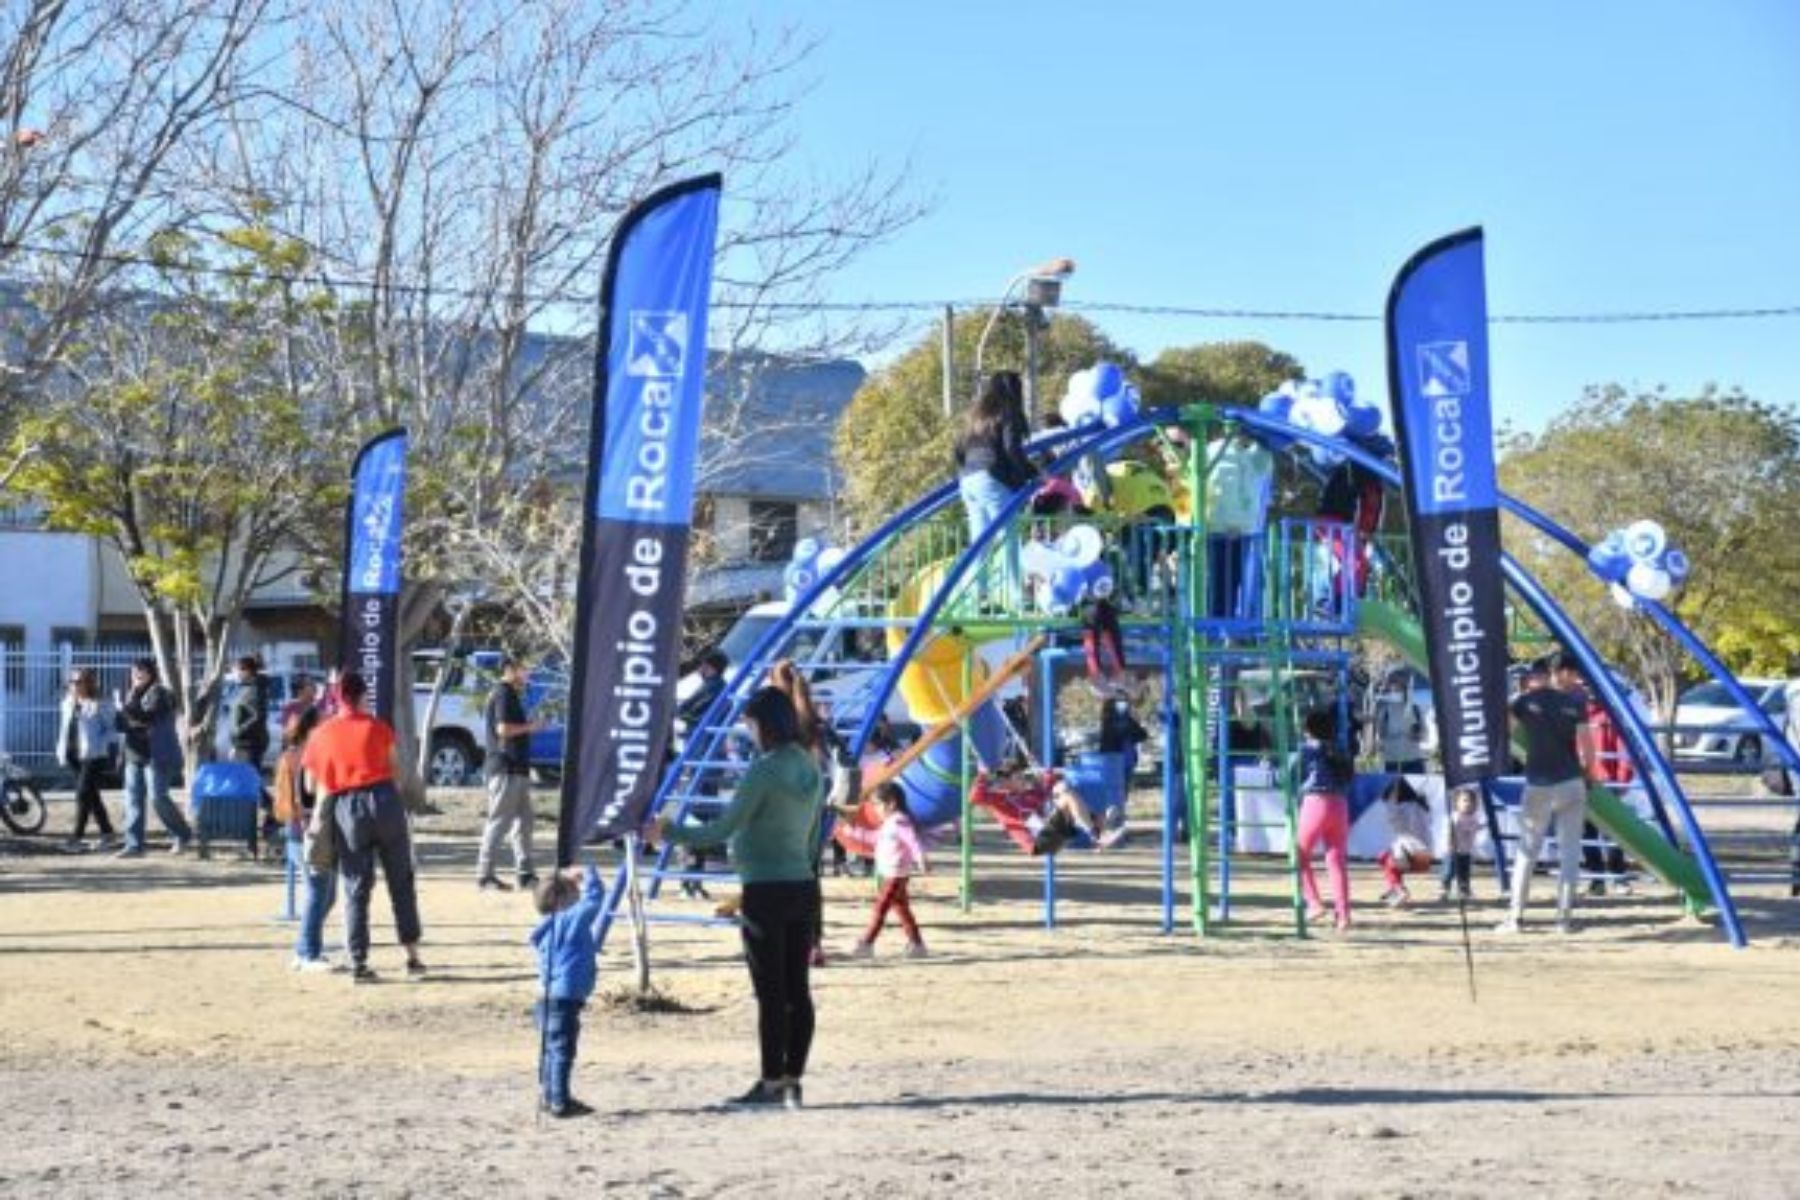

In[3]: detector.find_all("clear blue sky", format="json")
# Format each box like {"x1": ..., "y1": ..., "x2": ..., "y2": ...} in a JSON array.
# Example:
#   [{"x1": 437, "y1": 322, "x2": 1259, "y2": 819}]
[{"x1": 718, "y1": 0, "x2": 1800, "y2": 434}]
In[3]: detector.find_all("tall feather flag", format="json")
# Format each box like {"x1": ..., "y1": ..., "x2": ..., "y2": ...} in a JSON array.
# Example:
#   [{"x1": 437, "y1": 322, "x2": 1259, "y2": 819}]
[{"x1": 558, "y1": 175, "x2": 722, "y2": 864}]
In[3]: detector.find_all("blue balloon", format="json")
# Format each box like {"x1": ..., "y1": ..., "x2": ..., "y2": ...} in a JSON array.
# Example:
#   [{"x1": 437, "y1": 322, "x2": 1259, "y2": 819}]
[
  {"x1": 1587, "y1": 540, "x2": 1631, "y2": 585},
  {"x1": 1048, "y1": 565, "x2": 1087, "y2": 615},
  {"x1": 1101, "y1": 384, "x2": 1139, "y2": 428},
  {"x1": 1257, "y1": 390, "x2": 1296, "y2": 450},
  {"x1": 1344, "y1": 402, "x2": 1381, "y2": 437},
  {"x1": 1082, "y1": 560, "x2": 1115, "y2": 600},
  {"x1": 1661, "y1": 547, "x2": 1691, "y2": 584},
  {"x1": 792, "y1": 536, "x2": 821, "y2": 568},
  {"x1": 1092, "y1": 360, "x2": 1125, "y2": 400},
  {"x1": 1319, "y1": 370, "x2": 1356, "y2": 408},
  {"x1": 785, "y1": 563, "x2": 815, "y2": 597}
]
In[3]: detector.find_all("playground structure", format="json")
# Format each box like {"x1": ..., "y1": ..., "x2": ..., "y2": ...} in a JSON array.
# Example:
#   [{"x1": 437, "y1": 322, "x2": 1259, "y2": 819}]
[{"x1": 598, "y1": 399, "x2": 1800, "y2": 950}]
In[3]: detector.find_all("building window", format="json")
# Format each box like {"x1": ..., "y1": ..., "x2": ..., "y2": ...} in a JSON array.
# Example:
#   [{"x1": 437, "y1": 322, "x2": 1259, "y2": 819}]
[
  {"x1": 51, "y1": 626, "x2": 88, "y2": 650},
  {"x1": 0, "y1": 625, "x2": 23, "y2": 696},
  {"x1": 748, "y1": 501, "x2": 798, "y2": 563}
]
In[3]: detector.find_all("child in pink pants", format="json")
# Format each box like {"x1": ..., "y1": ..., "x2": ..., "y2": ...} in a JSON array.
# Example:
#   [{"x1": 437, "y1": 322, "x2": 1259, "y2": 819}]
[{"x1": 1294, "y1": 709, "x2": 1355, "y2": 931}]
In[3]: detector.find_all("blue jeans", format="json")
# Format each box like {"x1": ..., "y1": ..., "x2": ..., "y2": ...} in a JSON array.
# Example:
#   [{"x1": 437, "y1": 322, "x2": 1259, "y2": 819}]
[
  {"x1": 957, "y1": 470, "x2": 1020, "y2": 603},
  {"x1": 295, "y1": 865, "x2": 339, "y2": 961},
  {"x1": 537, "y1": 998, "x2": 584, "y2": 1109},
  {"x1": 123, "y1": 759, "x2": 192, "y2": 852}
]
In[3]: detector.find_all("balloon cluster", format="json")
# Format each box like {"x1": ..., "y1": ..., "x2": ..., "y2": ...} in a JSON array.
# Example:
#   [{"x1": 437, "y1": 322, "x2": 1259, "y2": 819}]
[
  {"x1": 1020, "y1": 524, "x2": 1115, "y2": 616},
  {"x1": 783, "y1": 537, "x2": 847, "y2": 601},
  {"x1": 1060, "y1": 361, "x2": 1141, "y2": 430},
  {"x1": 1256, "y1": 371, "x2": 1391, "y2": 465},
  {"x1": 1586, "y1": 520, "x2": 1690, "y2": 608}
]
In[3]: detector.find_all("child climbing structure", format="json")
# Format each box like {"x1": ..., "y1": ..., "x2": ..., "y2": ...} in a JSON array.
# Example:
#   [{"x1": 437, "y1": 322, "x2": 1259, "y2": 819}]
[{"x1": 599, "y1": 370, "x2": 1795, "y2": 951}]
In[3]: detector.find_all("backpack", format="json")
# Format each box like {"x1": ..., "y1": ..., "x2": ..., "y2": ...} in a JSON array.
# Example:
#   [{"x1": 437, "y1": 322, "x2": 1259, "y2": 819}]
[{"x1": 271, "y1": 748, "x2": 306, "y2": 825}]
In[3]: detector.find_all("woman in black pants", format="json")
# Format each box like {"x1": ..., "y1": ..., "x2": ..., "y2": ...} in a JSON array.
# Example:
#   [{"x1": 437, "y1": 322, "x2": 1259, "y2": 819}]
[
  {"x1": 657, "y1": 686, "x2": 823, "y2": 1110},
  {"x1": 60, "y1": 669, "x2": 117, "y2": 847}
]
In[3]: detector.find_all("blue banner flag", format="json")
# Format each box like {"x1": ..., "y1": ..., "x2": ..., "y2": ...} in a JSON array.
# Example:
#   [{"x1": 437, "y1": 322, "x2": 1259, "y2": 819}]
[
  {"x1": 1385, "y1": 229, "x2": 1508, "y2": 785},
  {"x1": 559, "y1": 175, "x2": 721, "y2": 860},
  {"x1": 339, "y1": 428, "x2": 409, "y2": 722}
]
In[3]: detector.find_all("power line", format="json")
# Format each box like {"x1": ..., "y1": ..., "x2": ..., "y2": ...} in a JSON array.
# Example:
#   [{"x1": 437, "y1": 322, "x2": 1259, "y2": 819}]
[{"x1": 5, "y1": 236, "x2": 1800, "y2": 325}]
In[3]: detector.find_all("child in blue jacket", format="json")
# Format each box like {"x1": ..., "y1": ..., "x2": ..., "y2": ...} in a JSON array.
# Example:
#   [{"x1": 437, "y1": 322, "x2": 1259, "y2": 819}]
[{"x1": 530, "y1": 864, "x2": 607, "y2": 1118}]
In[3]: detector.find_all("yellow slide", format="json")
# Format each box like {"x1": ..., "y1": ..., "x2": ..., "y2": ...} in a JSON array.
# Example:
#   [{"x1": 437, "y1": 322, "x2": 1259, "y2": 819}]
[{"x1": 885, "y1": 559, "x2": 989, "y2": 723}]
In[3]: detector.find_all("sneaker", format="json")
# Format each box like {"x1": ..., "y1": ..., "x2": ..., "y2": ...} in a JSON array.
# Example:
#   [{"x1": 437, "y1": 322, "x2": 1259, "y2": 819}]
[
  {"x1": 517, "y1": 872, "x2": 539, "y2": 889},
  {"x1": 169, "y1": 839, "x2": 188, "y2": 856},
  {"x1": 478, "y1": 875, "x2": 511, "y2": 892},
  {"x1": 350, "y1": 963, "x2": 377, "y2": 985},
  {"x1": 296, "y1": 957, "x2": 337, "y2": 974},
  {"x1": 903, "y1": 941, "x2": 929, "y2": 959},
  {"x1": 1391, "y1": 887, "x2": 1410, "y2": 908},
  {"x1": 1305, "y1": 906, "x2": 1328, "y2": 924},
  {"x1": 1458, "y1": 887, "x2": 1473, "y2": 902},
  {"x1": 1494, "y1": 917, "x2": 1522, "y2": 935},
  {"x1": 1610, "y1": 879, "x2": 1634, "y2": 897},
  {"x1": 726, "y1": 1081, "x2": 785, "y2": 1109},
  {"x1": 404, "y1": 959, "x2": 429, "y2": 980},
  {"x1": 680, "y1": 880, "x2": 711, "y2": 899},
  {"x1": 1586, "y1": 880, "x2": 1605, "y2": 897},
  {"x1": 783, "y1": 1082, "x2": 804, "y2": 1111},
  {"x1": 850, "y1": 939, "x2": 874, "y2": 959},
  {"x1": 808, "y1": 945, "x2": 827, "y2": 968},
  {"x1": 111, "y1": 846, "x2": 144, "y2": 859},
  {"x1": 549, "y1": 1098, "x2": 594, "y2": 1119},
  {"x1": 1437, "y1": 886, "x2": 1451, "y2": 903},
  {"x1": 1555, "y1": 916, "x2": 1578, "y2": 935}
]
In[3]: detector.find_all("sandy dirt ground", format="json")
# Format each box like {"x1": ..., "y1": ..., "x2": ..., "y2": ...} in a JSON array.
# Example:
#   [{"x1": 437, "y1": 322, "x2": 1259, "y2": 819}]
[{"x1": 3, "y1": 785, "x2": 1800, "y2": 1199}]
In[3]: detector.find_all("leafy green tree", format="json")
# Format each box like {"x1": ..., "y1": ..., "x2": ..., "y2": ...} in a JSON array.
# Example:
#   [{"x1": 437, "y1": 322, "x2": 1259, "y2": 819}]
[
  {"x1": 1140, "y1": 340, "x2": 1304, "y2": 409},
  {"x1": 835, "y1": 312, "x2": 1134, "y2": 532},
  {"x1": 1499, "y1": 385, "x2": 1800, "y2": 721},
  {"x1": 8, "y1": 227, "x2": 350, "y2": 758}
]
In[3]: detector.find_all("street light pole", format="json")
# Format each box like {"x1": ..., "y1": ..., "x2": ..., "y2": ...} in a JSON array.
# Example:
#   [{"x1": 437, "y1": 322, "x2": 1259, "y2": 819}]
[{"x1": 972, "y1": 257, "x2": 1075, "y2": 407}]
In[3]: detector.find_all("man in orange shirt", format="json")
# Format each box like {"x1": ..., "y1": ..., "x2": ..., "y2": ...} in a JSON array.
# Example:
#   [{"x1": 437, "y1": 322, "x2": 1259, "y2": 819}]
[{"x1": 302, "y1": 671, "x2": 426, "y2": 983}]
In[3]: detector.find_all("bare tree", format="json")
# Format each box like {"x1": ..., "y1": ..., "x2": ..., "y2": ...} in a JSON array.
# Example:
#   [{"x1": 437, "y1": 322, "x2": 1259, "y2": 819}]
[
  {"x1": 203, "y1": 0, "x2": 924, "y2": 792},
  {"x1": 0, "y1": 0, "x2": 272, "y2": 476}
]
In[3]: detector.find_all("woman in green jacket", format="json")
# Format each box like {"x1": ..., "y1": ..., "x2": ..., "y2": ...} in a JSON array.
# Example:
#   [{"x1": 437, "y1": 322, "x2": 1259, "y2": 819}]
[{"x1": 655, "y1": 685, "x2": 821, "y2": 1111}]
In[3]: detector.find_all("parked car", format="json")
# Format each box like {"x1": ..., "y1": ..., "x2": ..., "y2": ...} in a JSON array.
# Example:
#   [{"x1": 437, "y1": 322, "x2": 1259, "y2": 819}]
[
  {"x1": 412, "y1": 650, "x2": 566, "y2": 786},
  {"x1": 1668, "y1": 678, "x2": 1789, "y2": 768},
  {"x1": 208, "y1": 656, "x2": 567, "y2": 786}
]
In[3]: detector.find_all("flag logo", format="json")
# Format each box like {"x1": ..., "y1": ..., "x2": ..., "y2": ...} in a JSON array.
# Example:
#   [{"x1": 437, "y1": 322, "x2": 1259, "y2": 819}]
[
  {"x1": 626, "y1": 311, "x2": 687, "y2": 378},
  {"x1": 1417, "y1": 340, "x2": 1470, "y2": 398}
]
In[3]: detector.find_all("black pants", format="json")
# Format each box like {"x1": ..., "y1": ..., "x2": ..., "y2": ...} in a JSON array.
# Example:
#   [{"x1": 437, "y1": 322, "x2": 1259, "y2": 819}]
[
  {"x1": 1580, "y1": 821, "x2": 1627, "y2": 877},
  {"x1": 740, "y1": 880, "x2": 818, "y2": 1082},
  {"x1": 333, "y1": 783, "x2": 423, "y2": 965},
  {"x1": 72, "y1": 758, "x2": 115, "y2": 838}
]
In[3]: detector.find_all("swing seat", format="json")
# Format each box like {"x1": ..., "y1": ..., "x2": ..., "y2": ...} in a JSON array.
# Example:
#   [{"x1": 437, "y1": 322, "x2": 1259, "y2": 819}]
[{"x1": 970, "y1": 771, "x2": 1082, "y2": 856}]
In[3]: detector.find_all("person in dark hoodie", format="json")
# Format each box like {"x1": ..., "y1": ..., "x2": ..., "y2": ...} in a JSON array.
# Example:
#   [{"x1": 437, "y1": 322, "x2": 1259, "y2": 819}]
[{"x1": 113, "y1": 658, "x2": 194, "y2": 858}]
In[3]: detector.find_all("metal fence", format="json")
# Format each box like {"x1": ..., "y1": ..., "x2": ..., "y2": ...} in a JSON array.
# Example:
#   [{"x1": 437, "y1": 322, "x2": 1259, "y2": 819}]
[{"x1": 0, "y1": 644, "x2": 223, "y2": 772}]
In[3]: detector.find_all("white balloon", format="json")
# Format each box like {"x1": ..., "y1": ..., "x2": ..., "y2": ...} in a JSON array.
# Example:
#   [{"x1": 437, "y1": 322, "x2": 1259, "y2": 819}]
[
  {"x1": 815, "y1": 546, "x2": 846, "y2": 578},
  {"x1": 1057, "y1": 524, "x2": 1105, "y2": 567},
  {"x1": 1020, "y1": 540, "x2": 1064, "y2": 580},
  {"x1": 1060, "y1": 366, "x2": 1103, "y2": 428},
  {"x1": 1626, "y1": 561, "x2": 1672, "y2": 601},
  {"x1": 1623, "y1": 519, "x2": 1666, "y2": 562}
]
